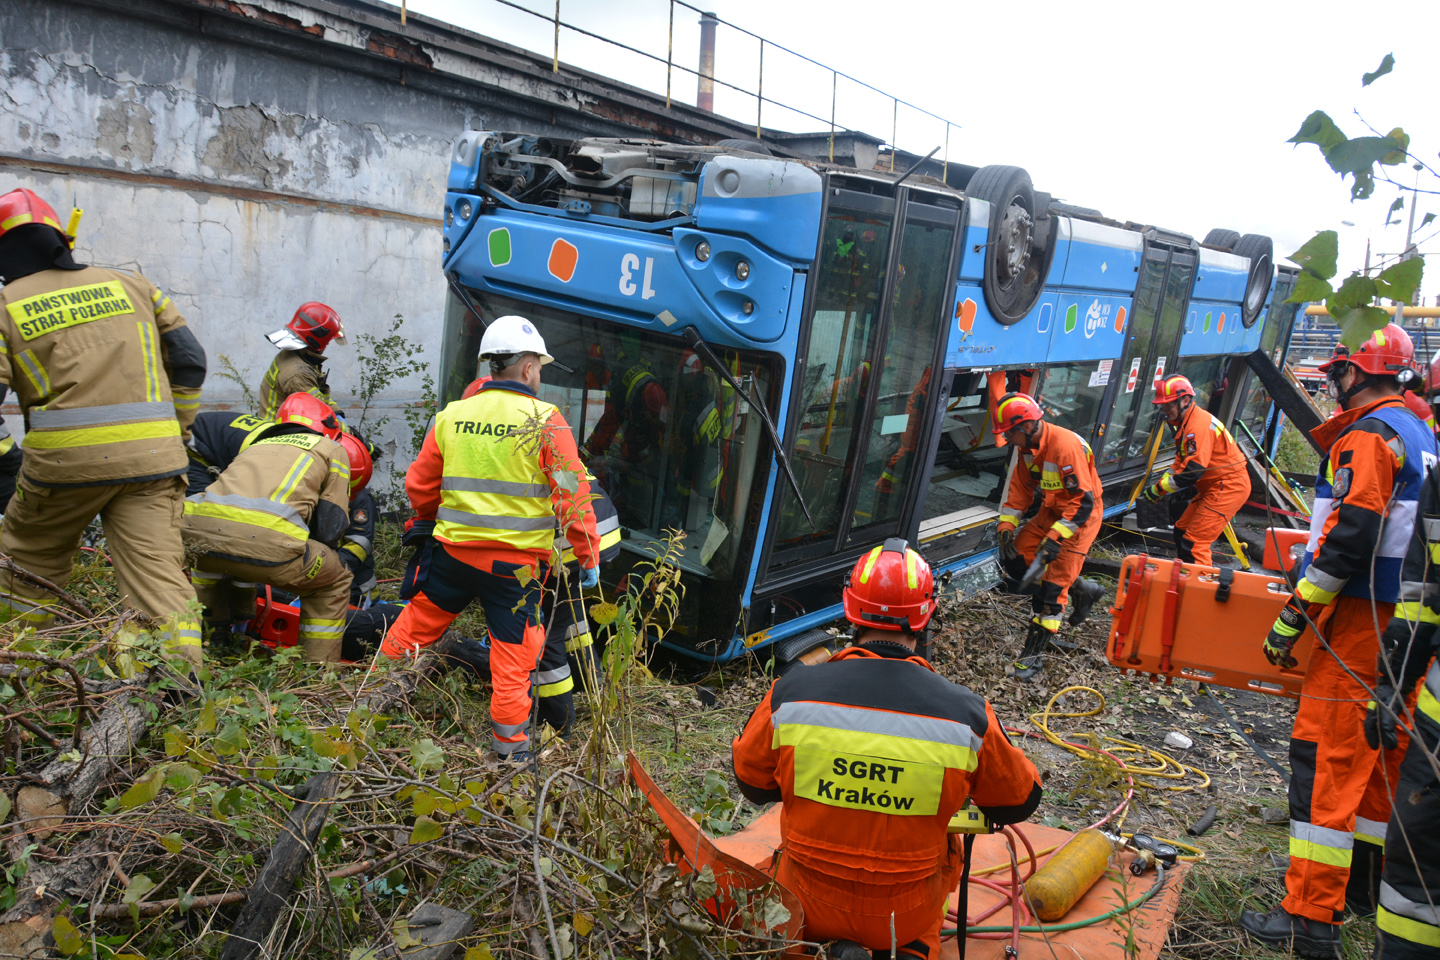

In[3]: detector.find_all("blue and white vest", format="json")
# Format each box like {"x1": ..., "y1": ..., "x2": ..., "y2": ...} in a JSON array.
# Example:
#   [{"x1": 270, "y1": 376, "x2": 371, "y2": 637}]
[{"x1": 1299, "y1": 403, "x2": 1439, "y2": 603}]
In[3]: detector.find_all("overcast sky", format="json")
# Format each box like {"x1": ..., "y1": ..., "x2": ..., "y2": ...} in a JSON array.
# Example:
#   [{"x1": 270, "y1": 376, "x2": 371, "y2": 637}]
[{"x1": 409, "y1": 0, "x2": 1439, "y2": 300}]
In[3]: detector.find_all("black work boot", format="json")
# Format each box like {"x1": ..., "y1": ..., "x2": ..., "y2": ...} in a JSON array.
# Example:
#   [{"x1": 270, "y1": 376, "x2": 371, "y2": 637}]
[
  {"x1": 1067, "y1": 578, "x2": 1107, "y2": 627},
  {"x1": 1237, "y1": 905, "x2": 1342, "y2": 958},
  {"x1": 1012, "y1": 622, "x2": 1050, "y2": 682},
  {"x1": 1345, "y1": 843, "x2": 1383, "y2": 918}
]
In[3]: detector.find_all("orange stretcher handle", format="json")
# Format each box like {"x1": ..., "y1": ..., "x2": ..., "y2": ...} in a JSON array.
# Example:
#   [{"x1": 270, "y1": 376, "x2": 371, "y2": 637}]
[
  {"x1": 1112, "y1": 556, "x2": 1149, "y2": 660},
  {"x1": 1158, "y1": 561, "x2": 1183, "y2": 674}
]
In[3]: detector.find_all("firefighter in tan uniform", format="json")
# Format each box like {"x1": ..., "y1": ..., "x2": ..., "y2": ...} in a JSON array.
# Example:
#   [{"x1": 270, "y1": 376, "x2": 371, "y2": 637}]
[
  {"x1": 181, "y1": 393, "x2": 359, "y2": 662},
  {"x1": 259, "y1": 302, "x2": 346, "y2": 420},
  {"x1": 0, "y1": 188, "x2": 206, "y2": 668}
]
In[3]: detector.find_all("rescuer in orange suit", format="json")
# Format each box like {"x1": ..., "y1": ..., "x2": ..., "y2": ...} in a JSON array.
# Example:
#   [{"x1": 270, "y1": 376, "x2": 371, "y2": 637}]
[
  {"x1": 1239, "y1": 323, "x2": 1438, "y2": 957},
  {"x1": 379, "y1": 316, "x2": 599, "y2": 761},
  {"x1": 992, "y1": 392, "x2": 1106, "y2": 681},
  {"x1": 1141, "y1": 374, "x2": 1249, "y2": 566},
  {"x1": 732, "y1": 540, "x2": 1041, "y2": 960}
]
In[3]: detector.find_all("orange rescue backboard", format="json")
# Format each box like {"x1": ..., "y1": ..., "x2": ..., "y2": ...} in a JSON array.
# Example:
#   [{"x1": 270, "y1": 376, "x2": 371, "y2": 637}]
[{"x1": 1105, "y1": 554, "x2": 1314, "y2": 698}]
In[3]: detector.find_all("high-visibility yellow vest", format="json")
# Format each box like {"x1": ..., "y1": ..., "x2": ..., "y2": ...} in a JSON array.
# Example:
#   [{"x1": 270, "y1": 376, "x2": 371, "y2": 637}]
[{"x1": 433, "y1": 388, "x2": 561, "y2": 552}]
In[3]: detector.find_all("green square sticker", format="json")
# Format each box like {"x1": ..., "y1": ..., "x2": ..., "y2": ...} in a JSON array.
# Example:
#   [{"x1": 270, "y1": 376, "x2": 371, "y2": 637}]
[{"x1": 488, "y1": 228, "x2": 512, "y2": 267}]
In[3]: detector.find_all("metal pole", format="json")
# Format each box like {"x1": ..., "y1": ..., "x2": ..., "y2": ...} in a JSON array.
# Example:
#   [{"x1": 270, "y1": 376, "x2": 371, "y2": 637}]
[
  {"x1": 756, "y1": 40, "x2": 763, "y2": 139},
  {"x1": 552, "y1": 0, "x2": 560, "y2": 72},
  {"x1": 697, "y1": 12, "x2": 717, "y2": 112},
  {"x1": 666, "y1": 0, "x2": 674, "y2": 109},
  {"x1": 829, "y1": 70, "x2": 837, "y2": 163},
  {"x1": 942, "y1": 122, "x2": 949, "y2": 185},
  {"x1": 891, "y1": 98, "x2": 897, "y2": 172}
]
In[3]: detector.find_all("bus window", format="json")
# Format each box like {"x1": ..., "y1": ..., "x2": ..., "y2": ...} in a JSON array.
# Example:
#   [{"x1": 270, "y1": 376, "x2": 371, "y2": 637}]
[
  {"x1": 916, "y1": 371, "x2": 1007, "y2": 563},
  {"x1": 774, "y1": 196, "x2": 895, "y2": 548},
  {"x1": 850, "y1": 209, "x2": 956, "y2": 533},
  {"x1": 1101, "y1": 253, "x2": 1167, "y2": 466},
  {"x1": 442, "y1": 288, "x2": 778, "y2": 588},
  {"x1": 1122, "y1": 254, "x2": 1194, "y2": 462},
  {"x1": 1177, "y1": 355, "x2": 1227, "y2": 412},
  {"x1": 1037, "y1": 360, "x2": 1109, "y2": 443}
]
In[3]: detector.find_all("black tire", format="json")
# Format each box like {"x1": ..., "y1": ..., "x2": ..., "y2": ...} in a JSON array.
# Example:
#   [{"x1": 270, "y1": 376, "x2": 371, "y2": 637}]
[
  {"x1": 714, "y1": 138, "x2": 773, "y2": 156},
  {"x1": 1050, "y1": 201, "x2": 1106, "y2": 220},
  {"x1": 966, "y1": 164, "x2": 1052, "y2": 324},
  {"x1": 1203, "y1": 228, "x2": 1242, "y2": 251},
  {"x1": 1234, "y1": 233, "x2": 1275, "y2": 328}
]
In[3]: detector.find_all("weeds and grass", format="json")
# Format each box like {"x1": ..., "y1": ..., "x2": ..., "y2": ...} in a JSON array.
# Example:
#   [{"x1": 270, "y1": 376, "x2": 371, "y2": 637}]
[{"x1": 211, "y1": 355, "x2": 259, "y2": 412}]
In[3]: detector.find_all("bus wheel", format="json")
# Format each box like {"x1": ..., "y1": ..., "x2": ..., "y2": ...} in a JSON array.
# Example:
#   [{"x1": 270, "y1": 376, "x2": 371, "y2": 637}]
[
  {"x1": 967, "y1": 165, "x2": 1051, "y2": 324},
  {"x1": 1203, "y1": 228, "x2": 1242, "y2": 251},
  {"x1": 1234, "y1": 233, "x2": 1275, "y2": 327}
]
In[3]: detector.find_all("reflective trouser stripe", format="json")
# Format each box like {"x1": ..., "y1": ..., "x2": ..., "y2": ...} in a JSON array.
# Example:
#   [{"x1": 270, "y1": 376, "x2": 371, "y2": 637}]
[
  {"x1": 1290, "y1": 820, "x2": 1354, "y2": 868},
  {"x1": 299, "y1": 619, "x2": 345, "y2": 640},
  {"x1": 1379, "y1": 907, "x2": 1440, "y2": 949},
  {"x1": 1033, "y1": 614, "x2": 1061, "y2": 633},
  {"x1": 1419, "y1": 683, "x2": 1440, "y2": 726},
  {"x1": 537, "y1": 675, "x2": 575, "y2": 697},
  {"x1": 161, "y1": 619, "x2": 203, "y2": 653},
  {"x1": 1355, "y1": 816, "x2": 1388, "y2": 848},
  {"x1": 0, "y1": 595, "x2": 57, "y2": 626},
  {"x1": 492, "y1": 720, "x2": 530, "y2": 755},
  {"x1": 565, "y1": 630, "x2": 594, "y2": 654}
]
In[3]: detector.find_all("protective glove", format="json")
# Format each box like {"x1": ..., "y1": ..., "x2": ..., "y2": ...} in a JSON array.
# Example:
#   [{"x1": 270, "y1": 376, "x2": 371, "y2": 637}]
[
  {"x1": 997, "y1": 524, "x2": 1019, "y2": 562},
  {"x1": 580, "y1": 565, "x2": 600, "y2": 589},
  {"x1": 1364, "y1": 680, "x2": 1401, "y2": 750},
  {"x1": 1263, "y1": 596, "x2": 1307, "y2": 668},
  {"x1": 1142, "y1": 480, "x2": 1166, "y2": 503},
  {"x1": 402, "y1": 518, "x2": 435, "y2": 549},
  {"x1": 1038, "y1": 536, "x2": 1061, "y2": 566}
]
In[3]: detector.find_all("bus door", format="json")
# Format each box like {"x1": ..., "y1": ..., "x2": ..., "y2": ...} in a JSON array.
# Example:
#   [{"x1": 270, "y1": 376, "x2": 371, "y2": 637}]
[
  {"x1": 1234, "y1": 269, "x2": 1299, "y2": 450},
  {"x1": 1098, "y1": 233, "x2": 1197, "y2": 474},
  {"x1": 760, "y1": 182, "x2": 958, "y2": 586}
]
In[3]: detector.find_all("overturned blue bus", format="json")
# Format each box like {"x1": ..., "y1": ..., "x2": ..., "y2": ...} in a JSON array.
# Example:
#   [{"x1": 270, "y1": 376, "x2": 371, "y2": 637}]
[{"x1": 437, "y1": 133, "x2": 1302, "y2": 664}]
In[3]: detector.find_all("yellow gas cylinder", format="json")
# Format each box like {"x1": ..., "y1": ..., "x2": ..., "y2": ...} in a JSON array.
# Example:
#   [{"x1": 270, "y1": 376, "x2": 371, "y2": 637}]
[{"x1": 1023, "y1": 829, "x2": 1115, "y2": 921}]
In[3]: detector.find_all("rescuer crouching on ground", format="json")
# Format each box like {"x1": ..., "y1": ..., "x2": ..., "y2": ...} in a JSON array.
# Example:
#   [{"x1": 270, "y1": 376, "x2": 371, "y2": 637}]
[
  {"x1": 0, "y1": 187, "x2": 207, "y2": 670},
  {"x1": 180, "y1": 393, "x2": 363, "y2": 662},
  {"x1": 1239, "y1": 323, "x2": 1438, "y2": 958},
  {"x1": 732, "y1": 540, "x2": 1042, "y2": 960},
  {"x1": 1141, "y1": 374, "x2": 1249, "y2": 566},
  {"x1": 379, "y1": 315, "x2": 600, "y2": 762},
  {"x1": 991, "y1": 392, "x2": 1106, "y2": 681}
]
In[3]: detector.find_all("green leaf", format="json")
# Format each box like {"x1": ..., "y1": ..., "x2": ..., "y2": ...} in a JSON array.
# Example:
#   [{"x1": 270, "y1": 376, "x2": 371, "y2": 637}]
[
  {"x1": 0, "y1": 792, "x2": 10, "y2": 826},
  {"x1": 1286, "y1": 231, "x2": 1339, "y2": 280},
  {"x1": 760, "y1": 897, "x2": 791, "y2": 930},
  {"x1": 465, "y1": 947, "x2": 496, "y2": 960},
  {"x1": 1323, "y1": 136, "x2": 1402, "y2": 176},
  {"x1": 410, "y1": 738, "x2": 444, "y2": 774},
  {"x1": 124, "y1": 873, "x2": 156, "y2": 921},
  {"x1": 51, "y1": 915, "x2": 85, "y2": 955},
  {"x1": 1374, "y1": 257, "x2": 1425, "y2": 304},
  {"x1": 1423, "y1": 213, "x2": 1436, "y2": 230},
  {"x1": 413, "y1": 791, "x2": 440, "y2": 818},
  {"x1": 1389, "y1": 197, "x2": 1405, "y2": 216},
  {"x1": 1329, "y1": 273, "x2": 1379, "y2": 310},
  {"x1": 163, "y1": 727, "x2": 188, "y2": 757},
  {"x1": 1362, "y1": 53, "x2": 1395, "y2": 86},
  {"x1": 409, "y1": 815, "x2": 443, "y2": 845},
  {"x1": 1286, "y1": 271, "x2": 1332, "y2": 304},
  {"x1": 213, "y1": 723, "x2": 249, "y2": 757},
  {"x1": 1381, "y1": 127, "x2": 1410, "y2": 166},
  {"x1": 1331, "y1": 305, "x2": 1392, "y2": 349},
  {"x1": 120, "y1": 771, "x2": 164, "y2": 810},
  {"x1": 161, "y1": 833, "x2": 184, "y2": 855},
  {"x1": 552, "y1": 469, "x2": 579, "y2": 494},
  {"x1": 1288, "y1": 110, "x2": 1346, "y2": 153},
  {"x1": 164, "y1": 763, "x2": 200, "y2": 792},
  {"x1": 196, "y1": 699, "x2": 217, "y2": 736}
]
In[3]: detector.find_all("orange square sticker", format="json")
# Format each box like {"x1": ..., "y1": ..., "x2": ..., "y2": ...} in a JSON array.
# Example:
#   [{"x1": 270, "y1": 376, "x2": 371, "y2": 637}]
[{"x1": 548, "y1": 238, "x2": 578, "y2": 282}]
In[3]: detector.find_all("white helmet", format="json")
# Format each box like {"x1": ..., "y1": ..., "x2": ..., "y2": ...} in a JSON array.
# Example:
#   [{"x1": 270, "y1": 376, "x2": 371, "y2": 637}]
[{"x1": 479, "y1": 315, "x2": 553, "y2": 365}]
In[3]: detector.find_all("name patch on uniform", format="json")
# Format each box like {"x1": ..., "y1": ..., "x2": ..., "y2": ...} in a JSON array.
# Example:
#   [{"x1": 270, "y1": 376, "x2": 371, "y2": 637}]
[
  {"x1": 791, "y1": 745, "x2": 943, "y2": 816},
  {"x1": 6, "y1": 281, "x2": 135, "y2": 340},
  {"x1": 1184, "y1": 432, "x2": 1197, "y2": 457},
  {"x1": 452, "y1": 421, "x2": 522, "y2": 438},
  {"x1": 256, "y1": 433, "x2": 324, "y2": 450}
]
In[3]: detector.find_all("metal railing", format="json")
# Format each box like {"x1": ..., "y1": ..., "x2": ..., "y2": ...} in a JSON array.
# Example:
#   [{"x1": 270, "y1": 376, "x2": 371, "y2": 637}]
[{"x1": 446, "y1": 0, "x2": 964, "y2": 177}]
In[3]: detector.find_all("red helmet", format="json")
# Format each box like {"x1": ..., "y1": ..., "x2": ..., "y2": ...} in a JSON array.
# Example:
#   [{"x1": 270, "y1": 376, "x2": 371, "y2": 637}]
[
  {"x1": 1153, "y1": 374, "x2": 1195, "y2": 405},
  {"x1": 843, "y1": 538, "x2": 936, "y2": 633},
  {"x1": 1427, "y1": 352, "x2": 1440, "y2": 398},
  {"x1": 461, "y1": 375, "x2": 492, "y2": 399},
  {"x1": 0, "y1": 188, "x2": 67, "y2": 244},
  {"x1": 270, "y1": 302, "x2": 345, "y2": 353},
  {"x1": 1317, "y1": 322, "x2": 1416, "y2": 381},
  {"x1": 992, "y1": 392, "x2": 1044, "y2": 435},
  {"x1": 338, "y1": 431, "x2": 373, "y2": 498},
  {"x1": 275, "y1": 393, "x2": 342, "y2": 440}
]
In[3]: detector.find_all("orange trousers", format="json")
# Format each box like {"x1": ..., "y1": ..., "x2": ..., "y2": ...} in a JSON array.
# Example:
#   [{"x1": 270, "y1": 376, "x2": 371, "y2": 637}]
[
  {"x1": 777, "y1": 845, "x2": 960, "y2": 958},
  {"x1": 1174, "y1": 473, "x2": 1249, "y2": 567},
  {"x1": 1283, "y1": 596, "x2": 1413, "y2": 923},
  {"x1": 380, "y1": 544, "x2": 548, "y2": 757},
  {"x1": 1015, "y1": 507, "x2": 1099, "y2": 615}
]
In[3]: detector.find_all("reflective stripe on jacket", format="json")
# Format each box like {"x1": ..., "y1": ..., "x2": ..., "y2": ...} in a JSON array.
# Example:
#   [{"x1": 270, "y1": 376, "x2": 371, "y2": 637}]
[
  {"x1": 181, "y1": 429, "x2": 350, "y2": 565},
  {"x1": 732, "y1": 645, "x2": 1041, "y2": 884},
  {"x1": 0, "y1": 266, "x2": 199, "y2": 486},
  {"x1": 997, "y1": 421, "x2": 1104, "y2": 540},
  {"x1": 1298, "y1": 398, "x2": 1438, "y2": 605},
  {"x1": 260, "y1": 350, "x2": 338, "y2": 418},
  {"x1": 555, "y1": 481, "x2": 621, "y2": 566}
]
